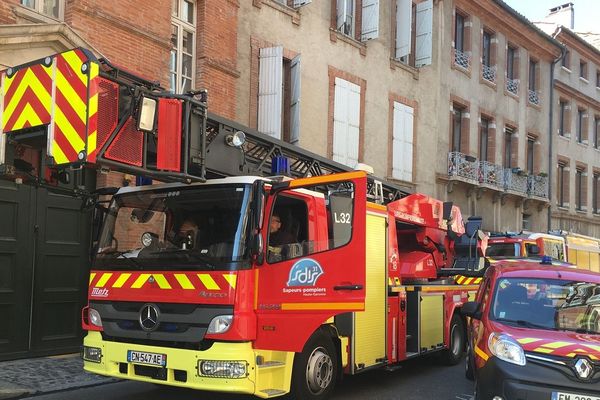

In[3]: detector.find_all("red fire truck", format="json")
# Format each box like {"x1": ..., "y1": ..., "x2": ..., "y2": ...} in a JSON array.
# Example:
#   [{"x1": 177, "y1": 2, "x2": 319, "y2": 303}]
[{"x1": 0, "y1": 49, "x2": 486, "y2": 399}]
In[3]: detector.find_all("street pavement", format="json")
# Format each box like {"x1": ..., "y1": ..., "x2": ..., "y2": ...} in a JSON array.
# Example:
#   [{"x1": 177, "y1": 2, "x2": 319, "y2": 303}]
[{"x1": 0, "y1": 353, "x2": 475, "y2": 400}]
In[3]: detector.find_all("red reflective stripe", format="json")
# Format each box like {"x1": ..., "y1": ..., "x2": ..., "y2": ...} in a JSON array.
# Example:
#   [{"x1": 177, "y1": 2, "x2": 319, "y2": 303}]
[
  {"x1": 57, "y1": 56, "x2": 88, "y2": 100},
  {"x1": 55, "y1": 88, "x2": 87, "y2": 140},
  {"x1": 53, "y1": 125, "x2": 79, "y2": 162}
]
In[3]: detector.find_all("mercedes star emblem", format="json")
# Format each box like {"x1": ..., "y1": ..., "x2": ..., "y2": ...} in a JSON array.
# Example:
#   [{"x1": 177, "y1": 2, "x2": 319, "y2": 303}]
[
  {"x1": 574, "y1": 358, "x2": 593, "y2": 380},
  {"x1": 139, "y1": 304, "x2": 160, "y2": 332}
]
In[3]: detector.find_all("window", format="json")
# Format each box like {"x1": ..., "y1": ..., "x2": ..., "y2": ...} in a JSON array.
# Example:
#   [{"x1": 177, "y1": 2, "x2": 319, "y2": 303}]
[
  {"x1": 526, "y1": 137, "x2": 534, "y2": 174},
  {"x1": 335, "y1": 0, "x2": 380, "y2": 42},
  {"x1": 273, "y1": 0, "x2": 312, "y2": 6},
  {"x1": 577, "y1": 108, "x2": 587, "y2": 144},
  {"x1": 451, "y1": 105, "x2": 464, "y2": 152},
  {"x1": 559, "y1": 100, "x2": 568, "y2": 137},
  {"x1": 170, "y1": 0, "x2": 196, "y2": 94},
  {"x1": 562, "y1": 49, "x2": 570, "y2": 69},
  {"x1": 333, "y1": 77, "x2": 361, "y2": 167},
  {"x1": 481, "y1": 30, "x2": 496, "y2": 83},
  {"x1": 595, "y1": 117, "x2": 600, "y2": 149},
  {"x1": 557, "y1": 162, "x2": 568, "y2": 208},
  {"x1": 593, "y1": 173, "x2": 600, "y2": 214},
  {"x1": 506, "y1": 45, "x2": 519, "y2": 95},
  {"x1": 392, "y1": 101, "x2": 414, "y2": 182},
  {"x1": 528, "y1": 58, "x2": 539, "y2": 105},
  {"x1": 580, "y1": 60, "x2": 588, "y2": 80},
  {"x1": 576, "y1": 168, "x2": 586, "y2": 211},
  {"x1": 258, "y1": 47, "x2": 301, "y2": 143},
  {"x1": 479, "y1": 117, "x2": 490, "y2": 162},
  {"x1": 453, "y1": 11, "x2": 470, "y2": 69},
  {"x1": 597, "y1": 70, "x2": 600, "y2": 88},
  {"x1": 504, "y1": 127, "x2": 514, "y2": 168},
  {"x1": 395, "y1": 0, "x2": 433, "y2": 67},
  {"x1": 20, "y1": 0, "x2": 62, "y2": 19}
]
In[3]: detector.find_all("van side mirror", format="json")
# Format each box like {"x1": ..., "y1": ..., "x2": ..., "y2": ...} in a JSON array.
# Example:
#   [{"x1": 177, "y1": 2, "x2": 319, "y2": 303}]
[
  {"x1": 443, "y1": 202, "x2": 453, "y2": 221},
  {"x1": 461, "y1": 301, "x2": 482, "y2": 320}
]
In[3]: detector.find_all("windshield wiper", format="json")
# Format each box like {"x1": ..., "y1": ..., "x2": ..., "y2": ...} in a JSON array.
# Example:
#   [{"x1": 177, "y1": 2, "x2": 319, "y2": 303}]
[
  {"x1": 96, "y1": 250, "x2": 142, "y2": 269},
  {"x1": 148, "y1": 249, "x2": 217, "y2": 269},
  {"x1": 495, "y1": 318, "x2": 557, "y2": 330}
]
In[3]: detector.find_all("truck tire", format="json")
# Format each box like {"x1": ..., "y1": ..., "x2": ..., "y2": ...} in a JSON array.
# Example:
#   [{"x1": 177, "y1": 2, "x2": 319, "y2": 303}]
[
  {"x1": 290, "y1": 332, "x2": 338, "y2": 400},
  {"x1": 465, "y1": 342, "x2": 475, "y2": 380},
  {"x1": 440, "y1": 314, "x2": 465, "y2": 365}
]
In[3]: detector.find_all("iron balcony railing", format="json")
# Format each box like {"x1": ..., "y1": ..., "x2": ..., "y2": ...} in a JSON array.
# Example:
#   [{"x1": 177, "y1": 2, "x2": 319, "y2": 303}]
[
  {"x1": 528, "y1": 89, "x2": 540, "y2": 105},
  {"x1": 454, "y1": 49, "x2": 470, "y2": 70},
  {"x1": 447, "y1": 152, "x2": 548, "y2": 199},
  {"x1": 506, "y1": 78, "x2": 519, "y2": 95},
  {"x1": 482, "y1": 64, "x2": 496, "y2": 83}
]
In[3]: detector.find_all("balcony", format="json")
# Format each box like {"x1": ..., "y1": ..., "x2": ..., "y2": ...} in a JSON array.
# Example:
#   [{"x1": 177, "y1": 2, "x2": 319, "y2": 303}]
[
  {"x1": 528, "y1": 89, "x2": 540, "y2": 106},
  {"x1": 454, "y1": 49, "x2": 471, "y2": 70},
  {"x1": 506, "y1": 78, "x2": 519, "y2": 95},
  {"x1": 447, "y1": 152, "x2": 548, "y2": 200},
  {"x1": 482, "y1": 64, "x2": 496, "y2": 83}
]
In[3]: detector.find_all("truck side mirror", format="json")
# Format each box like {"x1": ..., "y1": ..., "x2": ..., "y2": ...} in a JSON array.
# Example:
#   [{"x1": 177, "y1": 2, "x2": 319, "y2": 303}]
[
  {"x1": 461, "y1": 301, "x2": 482, "y2": 320},
  {"x1": 443, "y1": 201, "x2": 453, "y2": 221}
]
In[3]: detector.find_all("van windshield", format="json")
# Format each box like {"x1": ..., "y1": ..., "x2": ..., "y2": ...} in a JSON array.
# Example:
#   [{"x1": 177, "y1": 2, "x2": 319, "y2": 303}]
[
  {"x1": 491, "y1": 277, "x2": 600, "y2": 334},
  {"x1": 486, "y1": 242, "x2": 520, "y2": 257},
  {"x1": 93, "y1": 184, "x2": 253, "y2": 271}
]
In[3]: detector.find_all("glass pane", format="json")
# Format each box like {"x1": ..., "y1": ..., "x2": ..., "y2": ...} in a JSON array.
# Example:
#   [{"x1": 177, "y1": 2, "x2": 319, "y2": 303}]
[
  {"x1": 170, "y1": 50, "x2": 177, "y2": 73},
  {"x1": 169, "y1": 73, "x2": 176, "y2": 93},
  {"x1": 181, "y1": 77, "x2": 191, "y2": 93},
  {"x1": 183, "y1": 31, "x2": 194, "y2": 54},
  {"x1": 43, "y1": 0, "x2": 59, "y2": 18},
  {"x1": 21, "y1": 0, "x2": 35, "y2": 7},
  {"x1": 172, "y1": 0, "x2": 178, "y2": 16},
  {"x1": 171, "y1": 25, "x2": 178, "y2": 49},
  {"x1": 183, "y1": 0, "x2": 194, "y2": 23},
  {"x1": 182, "y1": 54, "x2": 192, "y2": 77}
]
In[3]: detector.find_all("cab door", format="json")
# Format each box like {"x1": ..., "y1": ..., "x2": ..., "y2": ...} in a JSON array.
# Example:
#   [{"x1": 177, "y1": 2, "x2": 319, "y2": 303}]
[{"x1": 255, "y1": 171, "x2": 367, "y2": 352}]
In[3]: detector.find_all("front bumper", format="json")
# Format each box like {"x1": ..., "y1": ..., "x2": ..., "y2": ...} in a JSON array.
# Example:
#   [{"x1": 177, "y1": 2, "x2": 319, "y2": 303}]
[
  {"x1": 83, "y1": 331, "x2": 290, "y2": 397},
  {"x1": 476, "y1": 355, "x2": 600, "y2": 400}
]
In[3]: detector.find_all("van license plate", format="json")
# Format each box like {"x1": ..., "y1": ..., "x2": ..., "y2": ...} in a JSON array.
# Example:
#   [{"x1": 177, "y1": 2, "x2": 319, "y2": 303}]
[
  {"x1": 552, "y1": 392, "x2": 600, "y2": 400},
  {"x1": 127, "y1": 350, "x2": 167, "y2": 366}
]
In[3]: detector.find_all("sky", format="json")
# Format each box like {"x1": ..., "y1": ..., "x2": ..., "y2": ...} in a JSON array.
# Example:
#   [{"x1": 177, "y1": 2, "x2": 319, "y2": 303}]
[{"x1": 502, "y1": 0, "x2": 597, "y2": 32}]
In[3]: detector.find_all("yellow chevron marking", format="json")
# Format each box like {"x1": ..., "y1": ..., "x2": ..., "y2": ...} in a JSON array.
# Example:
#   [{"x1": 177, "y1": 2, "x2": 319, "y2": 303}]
[
  {"x1": 388, "y1": 277, "x2": 393, "y2": 286},
  {"x1": 61, "y1": 51, "x2": 88, "y2": 86},
  {"x1": 153, "y1": 274, "x2": 172, "y2": 289},
  {"x1": 533, "y1": 347, "x2": 554, "y2": 354},
  {"x1": 543, "y1": 341, "x2": 572, "y2": 349},
  {"x1": 112, "y1": 273, "x2": 131, "y2": 288},
  {"x1": 281, "y1": 302, "x2": 363, "y2": 311},
  {"x1": 96, "y1": 273, "x2": 113, "y2": 287},
  {"x1": 89, "y1": 92, "x2": 98, "y2": 115},
  {"x1": 131, "y1": 274, "x2": 151, "y2": 289},
  {"x1": 222, "y1": 274, "x2": 237, "y2": 289},
  {"x1": 3, "y1": 68, "x2": 52, "y2": 120},
  {"x1": 394, "y1": 277, "x2": 401, "y2": 285},
  {"x1": 584, "y1": 344, "x2": 600, "y2": 352},
  {"x1": 51, "y1": 141, "x2": 69, "y2": 164},
  {"x1": 475, "y1": 345, "x2": 489, "y2": 361},
  {"x1": 590, "y1": 355, "x2": 599, "y2": 360},
  {"x1": 198, "y1": 274, "x2": 220, "y2": 290},
  {"x1": 464, "y1": 277, "x2": 474, "y2": 285},
  {"x1": 475, "y1": 278, "x2": 482, "y2": 284},
  {"x1": 89, "y1": 273, "x2": 96, "y2": 285},
  {"x1": 174, "y1": 274, "x2": 195, "y2": 289},
  {"x1": 54, "y1": 105, "x2": 85, "y2": 151},
  {"x1": 14, "y1": 103, "x2": 43, "y2": 130},
  {"x1": 87, "y1": 131, "x2": 97, "y2": 155},
  {"x1": 517, "y1": 338, "x2": 543, "y2": 345},
  {"x1": 55, "y1": 68, "x2": 86, "y2": 123}
]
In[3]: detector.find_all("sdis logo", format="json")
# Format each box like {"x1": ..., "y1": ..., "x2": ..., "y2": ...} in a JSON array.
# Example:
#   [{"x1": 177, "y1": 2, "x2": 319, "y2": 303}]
[{"x1": 287, "y1": 259, "x2": 324, "y2": 287}]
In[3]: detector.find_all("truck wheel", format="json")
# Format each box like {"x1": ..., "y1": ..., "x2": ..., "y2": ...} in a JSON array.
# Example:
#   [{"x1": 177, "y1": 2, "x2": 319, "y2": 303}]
[
  {"x1": 440, "y1": 314, "x2": 465, "y2": 365},
  {"x1": 290, "y1": 332, "x2": 338, "y2": 400},
  {"x1": 465, "y1": 342, "x2": 475, "y2": 380}
]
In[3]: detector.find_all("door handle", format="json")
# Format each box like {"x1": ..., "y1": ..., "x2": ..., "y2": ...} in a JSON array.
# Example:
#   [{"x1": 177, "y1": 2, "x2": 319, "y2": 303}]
[{"x1": 333, "y1": 284, "x2": 363, "y2": 291}]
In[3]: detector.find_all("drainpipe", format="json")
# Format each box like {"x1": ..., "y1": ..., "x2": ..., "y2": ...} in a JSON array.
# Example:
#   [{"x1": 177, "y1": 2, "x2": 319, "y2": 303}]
[{"x1": 547, "y1": 28, "x2": 566, "y2": 232}]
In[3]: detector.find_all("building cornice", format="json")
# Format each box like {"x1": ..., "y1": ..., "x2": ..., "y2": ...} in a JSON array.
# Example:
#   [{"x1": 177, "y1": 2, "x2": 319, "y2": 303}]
[
  {"x1": 555, "y1": 79, "x2": 600, "y2": 109},
  {"x1": 556, "y1": 28, "x2": 600, "y2": 65}
]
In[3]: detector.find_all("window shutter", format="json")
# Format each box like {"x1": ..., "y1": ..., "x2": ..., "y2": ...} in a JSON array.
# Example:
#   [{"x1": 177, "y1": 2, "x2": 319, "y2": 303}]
[
  {"x1": 361, "y1": 0, "x2": 379, "y2": 41},
  {"x1": 258, "y1": 46, "x2": 283, "y2": 140},
  {"x1": 293, "y1": 0, "x2": 311, "y2": 6},
  {"x1": 395, "y1": 0, "x2": 412, "y2": 59},
  {"x1": 333, "y1": 77, "x2": 360, "y2": 167},
  {"x1": 290, "y1": 54, "x2": 301, "y2": 145},
  {"x1": 392, "y1": 102, "x2": 414, "y2": 181},
  {"x1": 415, "y1": 0, "x2": 433, "y2": 67}
]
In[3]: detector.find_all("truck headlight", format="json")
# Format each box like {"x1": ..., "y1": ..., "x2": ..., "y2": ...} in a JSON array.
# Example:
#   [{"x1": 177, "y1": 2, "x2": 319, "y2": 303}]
[
  {"x1": 198, "y1": 360, "x2": 247, "y2": 378},
  {"x1": 488, "y1": 333, "x2": 526, "y2": 366},
  {"x1": 83, "y1": 346, "x2": 102, "y2": 363},
  {"x1": 89, "y1": 308, "x2": 103, "y2": 328},
  {"x1": 207, "y1": 315, "x2": 233, "y2": 334}
]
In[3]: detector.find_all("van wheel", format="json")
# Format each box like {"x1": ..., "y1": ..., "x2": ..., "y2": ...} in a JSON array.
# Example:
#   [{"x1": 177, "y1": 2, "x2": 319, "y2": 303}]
[
  {"x1": 290, "y1": 332, "x2": 338, "y2": 400},
  {"x1": 440, "y1": 314, "x2": 465, "y2": 365}
]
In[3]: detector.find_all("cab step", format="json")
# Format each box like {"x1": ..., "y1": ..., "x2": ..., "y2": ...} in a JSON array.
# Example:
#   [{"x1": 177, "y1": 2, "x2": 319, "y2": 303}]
[
  {"x1": 384, "y1": 364, "x2": 402, "y2": 372},
  {"x1": 258, "y1": 361, "x2": 286, "y2": 369},
  {"x1": 260, "y1": 389, "x2": 287, "y2": 397}
]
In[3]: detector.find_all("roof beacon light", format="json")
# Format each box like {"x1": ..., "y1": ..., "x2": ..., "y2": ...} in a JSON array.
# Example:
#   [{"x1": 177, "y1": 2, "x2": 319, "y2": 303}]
[
  {"x1": 540, "y1": 255, "x2": 553, "y2": 265},
  {"x1": 271, "y1": 155, "x2": 290, "y2": 176}
]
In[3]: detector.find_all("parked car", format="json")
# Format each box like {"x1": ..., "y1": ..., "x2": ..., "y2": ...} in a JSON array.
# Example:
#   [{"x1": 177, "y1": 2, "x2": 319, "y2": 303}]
[{"x1": 462, "y1": 259, "x2": 600, "y2": 400}]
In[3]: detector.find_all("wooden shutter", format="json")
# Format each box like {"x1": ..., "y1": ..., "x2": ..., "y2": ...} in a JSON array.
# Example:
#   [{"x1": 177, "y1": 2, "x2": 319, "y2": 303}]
[
  {"x1": 395, "y1": 0, "x2": 412, "y2": 59},
  {"x1": 290, "y1": 54, "x2": 301, "y2": 145},
  {"x1": 392, "y1": 102, "x2": 414, "y2": 181},
  {"x1": 415, "y1": 0, "x2": 433, "y2": 67},
  {"x1": 333, "y1": 77, "x2": 360, "y2": 167},
  {"x1": 361, "y1": 0, "x2": 379, "y2": 41},
  {"x1": 258, "y1": 46, "x2": 283, "y2": 139}
]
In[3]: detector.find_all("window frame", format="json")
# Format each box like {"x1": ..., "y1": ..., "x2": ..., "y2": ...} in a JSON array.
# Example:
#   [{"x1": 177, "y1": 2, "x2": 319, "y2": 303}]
[
  {"x1": 170, "y1": 0, "x2": 197, "y2": 94},
  {"x1": 593, "y1": 173, "x2": 600, "y2": 214},
  {"x1": 479, "y1": 117, "x2": 489, "y2": 162},
  {"x1": 526, "y1": 137, "x2": 534, "y2": 175},
  {"x1": 451, "y1": 105, "x2": 464, "y2": 153},
  {"x1": 558, "y1": 163, "x2": 566, "y2": 207},
  {"x1": 559, "y1": 100, "x2": 567, "y2": 137},
  {"x1": 576, "y1": 168, "x2": 584, "y2": 211},
  {"x1": 580, "y1": 60, "x2": 588, "y2": 80},
  {"x1": 20, "y1": 0, "x2": 64, "y2": 20}
]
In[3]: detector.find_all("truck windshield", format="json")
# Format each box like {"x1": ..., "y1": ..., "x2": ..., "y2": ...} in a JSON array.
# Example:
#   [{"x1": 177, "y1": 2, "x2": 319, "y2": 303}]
[
  {"x1": 486, "y1": 242, "x2": 520, "y2": 257},
  {"x1": 491, "y1": 277, "x2": 600, "y2": 334},
  {"x1": 94, "y1": 184, "x2": 253, "y2": 271}
]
